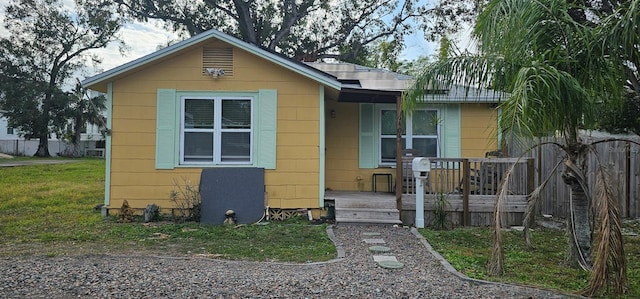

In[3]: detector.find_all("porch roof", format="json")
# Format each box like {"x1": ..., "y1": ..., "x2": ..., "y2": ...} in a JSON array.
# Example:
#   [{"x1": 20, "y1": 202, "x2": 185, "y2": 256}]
[
  {"x1": 338, "y1": 87, "x2": 400, "y2": 103},
  {"x1": 307, "y1": 62, "x2": 507, "y2": 104}
]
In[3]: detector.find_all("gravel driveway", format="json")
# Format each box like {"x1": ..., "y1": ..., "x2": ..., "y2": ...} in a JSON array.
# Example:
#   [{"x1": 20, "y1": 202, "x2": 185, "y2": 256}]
[{"x1": 0, "y1": 225, "x2": 573, "y2": 298}]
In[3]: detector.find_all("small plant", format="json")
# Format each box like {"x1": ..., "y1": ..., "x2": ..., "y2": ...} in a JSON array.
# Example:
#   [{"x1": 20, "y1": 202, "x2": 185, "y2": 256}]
[
  {"x1": 169, "y1": 177, "x2": 201, "y2": 222},
  {"x1": 431, "y1": 192, "x2": 450, "y2": 230}
]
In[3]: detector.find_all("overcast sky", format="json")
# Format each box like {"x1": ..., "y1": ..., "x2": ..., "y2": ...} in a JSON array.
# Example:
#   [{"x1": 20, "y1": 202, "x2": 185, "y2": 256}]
[{"x1": 0, "y1": 1, "x2": 477, "y2": 82}]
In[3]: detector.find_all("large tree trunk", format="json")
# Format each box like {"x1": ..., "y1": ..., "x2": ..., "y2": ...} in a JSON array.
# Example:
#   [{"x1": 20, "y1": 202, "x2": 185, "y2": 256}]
[
  {"x1": 34, "y1": 133, "x2": 50, "y2": 157},
  {"x1": 562, "y1": 150, "x2": 592, "y2": 270}
]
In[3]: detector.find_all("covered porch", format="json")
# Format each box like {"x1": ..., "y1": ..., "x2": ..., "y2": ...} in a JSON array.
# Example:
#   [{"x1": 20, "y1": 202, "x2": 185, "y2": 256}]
[{"x1": 328, "y1": 157, "x2": 535, "y2": 227}]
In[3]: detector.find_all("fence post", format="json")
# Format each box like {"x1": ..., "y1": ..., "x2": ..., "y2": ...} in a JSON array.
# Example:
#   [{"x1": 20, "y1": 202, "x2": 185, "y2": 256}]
[
  {"x1": 527, "y1": 158, "x2": 535, "y2": 227},
  {"x1": 462, "y1": 158, "x2": 470, "y2": 226},
  {"x1": 625, "y1": 141, "x2": 631, "y2": 218},
  {"x1": 527, "y1": 158, "x2": 535, "y2": 194}
]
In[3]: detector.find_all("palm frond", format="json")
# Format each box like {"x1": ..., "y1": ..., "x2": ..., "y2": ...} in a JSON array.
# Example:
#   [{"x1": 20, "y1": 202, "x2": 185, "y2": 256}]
[
  {"x1": 600, "y1": 0, "x2": 640, "y2": 69},
  {"x1": 403, "y1": 54, "x2": 511, "y2": 112},
  {"x1": 499, "y1": 63, "x2": 589, "y2": 148},
  {"x1": 582, "y1": 166, "x2": 628, "y2": 297},
  {"x1": 488, "y1": 162, "x2": 517, "y2": 276},
  {"x1": 524, "y1": 158, "x2": 564, "y2": 247}
]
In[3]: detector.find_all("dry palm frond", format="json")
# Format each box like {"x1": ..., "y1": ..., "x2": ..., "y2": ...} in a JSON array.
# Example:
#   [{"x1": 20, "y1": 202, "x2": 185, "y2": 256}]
[
  {"x1": 523, "y1": 158, "x2": 564, "y2": 247},
  {"x1": 581, "y1": 166, "x2": 628, "y2": 297},
  {"x1": 564, "y1": 159, "x2": 593, "y2": 271},
  {"x1": 488, "y1": 163, "x2": 517, "y2": 276}
]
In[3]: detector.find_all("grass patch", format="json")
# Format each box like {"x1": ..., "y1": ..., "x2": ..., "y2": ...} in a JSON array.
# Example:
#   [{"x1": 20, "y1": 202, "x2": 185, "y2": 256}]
[
  {"x1": 420, "y1": 227, "x2": 639, "y2": 297},
  {"x1": 0, "y1": 159, "x2": 336, "y2": 262}
]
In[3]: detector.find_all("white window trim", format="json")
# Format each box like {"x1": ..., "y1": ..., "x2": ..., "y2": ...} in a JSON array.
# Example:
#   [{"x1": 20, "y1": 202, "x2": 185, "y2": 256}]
[
  {"x1": 377, "y1": 105, "x2": 440, "y2": 166},
  {"x1": 179, "y1": 96, "x2": 254, "y2": 165}
]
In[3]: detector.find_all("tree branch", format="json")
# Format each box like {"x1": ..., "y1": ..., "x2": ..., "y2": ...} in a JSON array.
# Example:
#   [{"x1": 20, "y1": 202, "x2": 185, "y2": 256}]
[{"x1": 232, "y1": 0, "x2": 257, "y2": 44}]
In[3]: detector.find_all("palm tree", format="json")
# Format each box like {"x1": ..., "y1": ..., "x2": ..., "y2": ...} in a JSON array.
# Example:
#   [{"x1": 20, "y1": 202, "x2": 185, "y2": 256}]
[
  {"x1": 67, "y1": 83, "x2": 106, "y2": 155},
  {"x1": 404, "y1": 0, "x2": 636, "y2": 295}
]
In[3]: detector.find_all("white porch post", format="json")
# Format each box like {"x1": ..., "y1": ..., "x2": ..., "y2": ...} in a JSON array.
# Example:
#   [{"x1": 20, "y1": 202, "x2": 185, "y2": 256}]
[{"x1": 415, "y1": 177, "x2": 425, "y2": 228}]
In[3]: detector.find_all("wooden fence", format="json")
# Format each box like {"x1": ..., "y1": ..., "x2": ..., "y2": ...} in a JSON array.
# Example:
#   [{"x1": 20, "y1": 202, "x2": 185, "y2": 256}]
[
  {"x1": 400, "y1": 157, "x2": 534, "y2": 226},
  {"x1": 516, "y1": 134, "x2": 640, "y2": 219}
]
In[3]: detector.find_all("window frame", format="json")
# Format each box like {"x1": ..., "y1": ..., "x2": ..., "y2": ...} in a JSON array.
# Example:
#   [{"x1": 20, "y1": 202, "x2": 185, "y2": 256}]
[
  {"x1": 179, "y1": 96, "x2": 254, "y2": 165},
  {"x1": 378, "y1": 106, "x2": 440, "y2": 166}
]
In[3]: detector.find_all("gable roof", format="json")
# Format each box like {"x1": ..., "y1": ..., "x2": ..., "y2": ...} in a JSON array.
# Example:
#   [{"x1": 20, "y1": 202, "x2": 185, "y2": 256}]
[{"x1": 81, "y1": 29, "x2": 342, "y2": 92}]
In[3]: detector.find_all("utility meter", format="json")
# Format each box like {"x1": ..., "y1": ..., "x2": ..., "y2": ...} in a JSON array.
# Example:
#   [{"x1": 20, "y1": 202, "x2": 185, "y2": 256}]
[{"x1": 412, "y1": 157, "x2": 430, "y2": 179}]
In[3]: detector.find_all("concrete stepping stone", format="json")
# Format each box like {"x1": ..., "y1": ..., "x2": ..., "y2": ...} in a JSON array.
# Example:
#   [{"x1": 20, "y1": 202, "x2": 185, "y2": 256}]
[
  {"x1": 374, "y1": 255, "x2": 404, "y2": 269},
  {"x1": 373, "y1": 255, "x2": 398, "y2": 262},
  {"x1": 362, "y1": 232, "x2": 381, "y2": 236},
  {"x1": 377, "y1": 260, "x2": 404, "y2": 269},
  {"x1": 363, "y1": 238, "x2": 385, "y2": 244},
  {"x1": 369, "y1": 246, "x2": 391, "y2": 253}
]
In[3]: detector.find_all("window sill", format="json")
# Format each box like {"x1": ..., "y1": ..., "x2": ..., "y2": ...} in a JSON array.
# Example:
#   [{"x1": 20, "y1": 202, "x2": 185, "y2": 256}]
[{"x1": 177, "y1": 163, "x2": 254, "y2": 168}]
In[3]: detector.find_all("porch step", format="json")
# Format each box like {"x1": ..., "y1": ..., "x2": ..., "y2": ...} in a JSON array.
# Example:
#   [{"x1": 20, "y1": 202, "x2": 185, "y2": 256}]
[
  {"x1": 335, "y1": 207, "x2": 401, "y2": 224},
  {"x1": 335, "y1": 218, "x2": 403, "y2": 225},
  {"x1": 335, "y1": 198, "x2": 397, "y2": 209}
]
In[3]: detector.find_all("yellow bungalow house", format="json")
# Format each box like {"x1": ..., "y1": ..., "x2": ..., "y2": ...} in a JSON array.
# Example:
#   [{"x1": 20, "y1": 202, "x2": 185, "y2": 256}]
[{"x1": 82, "y1": 29, "x2": 503, "y2": 225}]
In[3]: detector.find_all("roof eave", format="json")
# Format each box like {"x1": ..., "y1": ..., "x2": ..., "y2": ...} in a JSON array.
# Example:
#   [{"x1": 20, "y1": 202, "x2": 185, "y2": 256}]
[{"x1": 420, "y1": 97, "x2": 504, "y2": 104}]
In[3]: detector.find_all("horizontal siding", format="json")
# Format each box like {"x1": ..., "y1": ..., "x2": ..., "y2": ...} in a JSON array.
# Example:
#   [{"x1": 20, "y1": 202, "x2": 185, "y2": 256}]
[
  {"x1": 277, "y1": 133, "x2": 318, "y2": 146},
  {"x1": 112, "y1": 105, "x2": 156, "y2": 120},
  {"x1": 324, "y1": 101, "x2": 397, "y2": 192},
  {"x1": 264, "y1": 172, "x2": 319, "y2": 186},
  {"x1": 111, "y1": 145, "x2": 154, "y2": 159},
  {"x1": 278, "y1": 120, "x2": 318, "y2": 133},
  {"x1": 460, "y1": 104, "x2": 498, "y2": 157},
  {"x1": 108, "y1": 41, "x2": 321, "y2": 210},
  {"x1": 111, "y1": 119, "x2": 156, "y2": 132}
]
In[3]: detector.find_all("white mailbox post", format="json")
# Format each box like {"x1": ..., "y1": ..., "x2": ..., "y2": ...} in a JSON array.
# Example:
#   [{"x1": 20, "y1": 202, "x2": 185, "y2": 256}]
[{"x1": 412, "y1": 157, "x2": 430, "y2": 228}]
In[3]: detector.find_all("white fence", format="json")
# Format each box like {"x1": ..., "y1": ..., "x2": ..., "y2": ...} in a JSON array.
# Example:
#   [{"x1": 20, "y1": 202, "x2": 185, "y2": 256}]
[{"x1": 0, "y1": 140, "x2": 103, "y2": 157}]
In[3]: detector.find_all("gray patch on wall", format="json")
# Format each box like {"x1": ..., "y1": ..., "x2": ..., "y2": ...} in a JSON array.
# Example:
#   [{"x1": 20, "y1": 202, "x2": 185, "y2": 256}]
[{"x1": 199, "y1": 168, "x2": 265, "y2": 225}]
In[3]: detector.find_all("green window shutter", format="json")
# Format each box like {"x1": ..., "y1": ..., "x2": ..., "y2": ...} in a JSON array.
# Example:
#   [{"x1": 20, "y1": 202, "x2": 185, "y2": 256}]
[
  {"x1": 359, "y1": 103, "x2": 376, "y2": 168},
  {"x1": 256, "y1": 89, "x2": 277, "y2": 169},
  {"x1": 155, "y1": 89, "x2": 177, "y2": 169},
  {"x1": 442, "y1": 104, "x2": 461, "y2": 158}
]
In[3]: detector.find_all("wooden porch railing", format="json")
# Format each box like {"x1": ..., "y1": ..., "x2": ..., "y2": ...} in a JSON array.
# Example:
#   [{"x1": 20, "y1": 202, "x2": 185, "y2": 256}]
[{"x1": 401, "y1": 157, "x2": 534, "y2": 226}]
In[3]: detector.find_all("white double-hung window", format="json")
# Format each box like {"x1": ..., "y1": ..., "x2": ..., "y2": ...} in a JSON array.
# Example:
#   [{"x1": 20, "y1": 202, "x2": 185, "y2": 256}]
[
  {"x1": 379, "y1": 108, "x2": 439, "y2": 164},
  {"x1": 180, "y1": 96, "x2": 253, "y2": 164}
]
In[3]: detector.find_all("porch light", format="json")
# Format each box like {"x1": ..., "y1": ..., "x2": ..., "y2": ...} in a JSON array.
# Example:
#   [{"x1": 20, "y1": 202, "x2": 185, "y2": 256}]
[{"x1": 205, "y1": 67, "x2": 225, "y2": 79}]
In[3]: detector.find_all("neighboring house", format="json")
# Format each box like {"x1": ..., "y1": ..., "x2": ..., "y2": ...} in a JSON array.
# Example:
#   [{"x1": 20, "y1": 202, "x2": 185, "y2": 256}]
[
  {"x1": 0, "y1": 112, "x2": 105, "y2": 157},
  {"x1": 82, "y1": 29, "x2": 501, "y2": 218}
]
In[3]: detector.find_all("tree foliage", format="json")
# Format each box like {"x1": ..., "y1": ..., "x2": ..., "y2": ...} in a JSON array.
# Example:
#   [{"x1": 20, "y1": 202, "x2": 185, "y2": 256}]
[
  {"x1": 0, "y1": 0, "x2": 122, "y2": 156},
  {"x1": 66, "y1": 83, "x2": 107, "y2": 147},
  {"x1": 354, "y1": 39, "x2": 406, "y2": 72},
  {"x1": 405, "y1": 0, "x2": 636, "y2": 296},
  {"x1": 115, "y1": 0, "x2": 479, "y2": 62}
]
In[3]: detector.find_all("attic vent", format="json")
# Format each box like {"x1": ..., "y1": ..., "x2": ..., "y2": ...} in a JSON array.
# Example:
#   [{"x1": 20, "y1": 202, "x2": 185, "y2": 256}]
[{"x1": 203, "y1": 47, "x2": 233, "y2": 76}]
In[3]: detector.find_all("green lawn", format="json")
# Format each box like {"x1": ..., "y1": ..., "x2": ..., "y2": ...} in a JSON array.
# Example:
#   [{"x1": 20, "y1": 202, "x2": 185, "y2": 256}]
[
  {"x1": 420, "y1": 226, "x2": 639, "y2": 298},
  {"x1": 0, "y1": 159, "x2": 335, "y2": 262}
]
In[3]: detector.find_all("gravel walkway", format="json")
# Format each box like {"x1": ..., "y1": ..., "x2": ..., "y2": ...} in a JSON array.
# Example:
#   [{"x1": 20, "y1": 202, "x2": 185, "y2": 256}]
[{"x1": 0, "y1": 225, "x2": 574, "y2": 298}]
